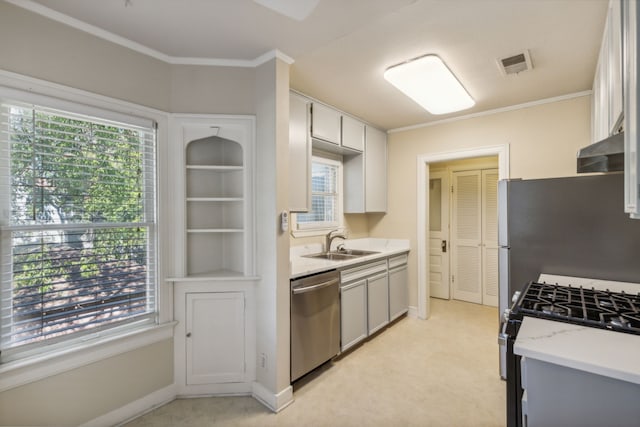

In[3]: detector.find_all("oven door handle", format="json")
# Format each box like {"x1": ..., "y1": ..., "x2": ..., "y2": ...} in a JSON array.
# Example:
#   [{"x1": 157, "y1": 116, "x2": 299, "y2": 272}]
[
  {"x1": 498, "y1": 309, "x2": 510, "y2": 346},
  {"x1": 292, "y1": 278, "x2": 339, "y2": 295}
]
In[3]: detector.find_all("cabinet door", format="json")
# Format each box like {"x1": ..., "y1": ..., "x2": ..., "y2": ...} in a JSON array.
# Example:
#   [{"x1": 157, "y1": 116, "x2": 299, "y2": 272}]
[
  {"x1": 389, "y1": 265, "x2": 408, "y2": 321},
  {"x1": 289, "y1": 93, "x2": 311, "y2": 212},
  {"x1": 609, "y1": 0, "x2": 623, "y2": 133},
  {"x1": 623, "y1": 0, "x2": 640, "y2": 218},
  {"x1": 341, "y1": 115, "x2": 365, "y2": 152},
  {"x1": 311, "y1": 103, "x2": 341, "y2": 145},
  {"x1": 186, "y1": 292, "x2": 245, "y2": 385},
  {"x1": 340, "y1": 280, "x2": 368, "y2": 351},
  {"x1": 365, "y1": 126, "x2": 388, "y2": 212},
  {"x1": 367, "y1": 272, "x2": 389, "y2": 335}
]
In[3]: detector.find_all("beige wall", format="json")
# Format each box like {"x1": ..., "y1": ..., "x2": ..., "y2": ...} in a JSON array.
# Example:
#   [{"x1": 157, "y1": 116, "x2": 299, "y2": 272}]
[
  {"x1": 169, "y1": 65, "x2": 256, "y2": 114},
  {"x1": 0, "y1": 339, "x2": 173, "y2": 426},
  {"x1": 0, "y1": 2, "x2": 171, "y2": 111},
  {"x1": 0, "y1": 2, "x2": 274, "y2": 424},
  {"x1": 370, "y1": 95, "x2": 592, "y2": 308}
]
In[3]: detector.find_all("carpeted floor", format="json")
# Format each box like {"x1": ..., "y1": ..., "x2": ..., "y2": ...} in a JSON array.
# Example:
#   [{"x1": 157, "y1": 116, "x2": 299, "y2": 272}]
[{"x1": 123, "y1": 298, "x2": 505, "y2": 427}]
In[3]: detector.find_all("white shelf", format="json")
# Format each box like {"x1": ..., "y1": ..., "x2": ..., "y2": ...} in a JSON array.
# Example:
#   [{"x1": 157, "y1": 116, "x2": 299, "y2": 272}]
[
  {"x1": 186, "y1": 165, "x2": 243, "y2": 171},
  {"x1": 187, "y1": 229, "x2": 244, "y2": 233},
  {"x1": 186, "y1": 197, "x2": 243, "y2": 202}
]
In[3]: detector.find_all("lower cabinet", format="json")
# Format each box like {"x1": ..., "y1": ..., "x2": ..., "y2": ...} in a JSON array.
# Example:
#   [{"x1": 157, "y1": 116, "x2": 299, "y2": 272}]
[
  {"x1": 367, "y1": 272, "x2": 389, "y2": 335},
  {"x1": 173, "y1": 280, "x2": 256, "y2": 395},
  {"x1": 185, "y1": 292, "x2": 245, "y2": 385},
  {"x1": 389, "y1": 255, "x2": 409, "y2": 321},
  {"x1": 340, "y1": 279, "x2": 368, "y2": 352}
]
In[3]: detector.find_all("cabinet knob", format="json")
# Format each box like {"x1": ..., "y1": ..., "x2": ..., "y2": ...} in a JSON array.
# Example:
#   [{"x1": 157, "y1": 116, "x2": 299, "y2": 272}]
[{"x1": 186, "y1": 332, "x2": 192, "y2": 338}]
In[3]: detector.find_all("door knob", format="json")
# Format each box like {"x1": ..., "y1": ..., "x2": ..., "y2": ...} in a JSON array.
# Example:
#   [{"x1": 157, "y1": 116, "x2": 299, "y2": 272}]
[
  {"x1": 441, "y1": 240, "x2": 447, "y2": 252},
  {"x1": 186, "y1": 332, "x2": 192, "y2": 338}
]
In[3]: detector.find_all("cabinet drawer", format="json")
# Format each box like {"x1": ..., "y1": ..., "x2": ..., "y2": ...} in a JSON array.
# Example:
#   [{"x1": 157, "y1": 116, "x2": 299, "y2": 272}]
[
  {"x1": 341, "y1": 260, "x2": 387, "y2": 284},
  {"x1": 388, "y1": 253, "x2": 408, "y2": 269}
]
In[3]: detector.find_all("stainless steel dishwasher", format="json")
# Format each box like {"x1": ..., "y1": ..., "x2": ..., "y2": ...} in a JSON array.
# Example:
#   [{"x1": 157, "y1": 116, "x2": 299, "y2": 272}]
[{"x1": 290, "y1": 269, "x2": 340, "y2": 382}]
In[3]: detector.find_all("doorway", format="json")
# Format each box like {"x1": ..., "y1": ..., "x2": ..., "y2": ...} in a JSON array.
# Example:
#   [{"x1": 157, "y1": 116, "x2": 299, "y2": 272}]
[
  {"x1": 428, "y1": 157, "x2": 499, "y2": 307},
  {"x1": 416, "y1": 145, "x2": 509, "y2": 319}
]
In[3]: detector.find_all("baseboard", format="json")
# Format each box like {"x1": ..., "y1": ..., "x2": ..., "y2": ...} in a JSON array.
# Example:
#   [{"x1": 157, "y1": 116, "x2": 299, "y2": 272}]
[
  {"x1": 251, "y1": 381, "x2": 294, "y2": 413},
  {"x1": 407, "y1": 305, "x2": 419, "y2": 318},
  {"x1": 80, "y1": 384, "x2": 177, "y2": 427}
]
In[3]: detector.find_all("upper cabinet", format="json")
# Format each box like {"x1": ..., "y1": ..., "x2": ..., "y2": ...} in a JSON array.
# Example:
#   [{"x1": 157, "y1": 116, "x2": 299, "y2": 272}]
[
  {"x1": 289, "y1": 93, "x2": 312, "y2": 213},
  {"x1": 593, "y1": 0, "x2": 623, "y2": 142},
  {"x1": 623, "y1": 0, "x2": 640, "y2": 218},
  {"x1": 311, "y1": 102, "x2": 342, "y2": 146},
  {"x1": 289, "y1": 91, "x2": 387, "y2": 214},
  {"x1": 341, "y1": 115, "x2": 365, "y2": 152}
]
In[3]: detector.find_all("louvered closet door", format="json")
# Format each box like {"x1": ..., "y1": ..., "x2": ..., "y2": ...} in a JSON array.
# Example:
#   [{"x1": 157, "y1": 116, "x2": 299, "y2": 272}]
[
  {"x1": 452, "y1": 170, "x2": 482, "y2": 304},
  {"x1": 482, "y1": 169, "x2": 499, "y2": 307}
]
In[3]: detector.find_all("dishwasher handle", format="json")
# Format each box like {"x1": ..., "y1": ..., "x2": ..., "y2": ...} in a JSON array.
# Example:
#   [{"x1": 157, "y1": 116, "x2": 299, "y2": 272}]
[{"x1": 292, "y1": 278, "x2": 339, "y2": 295}]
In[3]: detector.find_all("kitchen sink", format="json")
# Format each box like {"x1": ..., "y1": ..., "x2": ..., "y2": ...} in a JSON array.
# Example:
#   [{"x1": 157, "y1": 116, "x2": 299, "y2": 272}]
[{"x1": 302, "y1": 249, "x2": 379, "y2": 261}]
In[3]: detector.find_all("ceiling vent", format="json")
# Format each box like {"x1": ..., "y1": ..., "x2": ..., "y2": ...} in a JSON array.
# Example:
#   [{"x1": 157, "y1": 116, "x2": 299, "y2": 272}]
[{"x1": 497, "y1": 50, "x2": 533, "y2": 75}]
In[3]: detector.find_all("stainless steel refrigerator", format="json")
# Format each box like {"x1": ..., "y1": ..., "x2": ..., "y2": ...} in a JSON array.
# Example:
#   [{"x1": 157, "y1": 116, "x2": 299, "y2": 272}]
[{"x1": 497, "y1": 173, "x2": 640, "y2": 378}]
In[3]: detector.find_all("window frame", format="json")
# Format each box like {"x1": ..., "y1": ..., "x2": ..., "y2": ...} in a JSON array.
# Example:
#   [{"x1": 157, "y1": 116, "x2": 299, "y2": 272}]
[
  {"x1": 0, "y1": 72, "x2": 170, "y2": 386},
  {"x1": 292, "y1": 153, "x2": 344, "y2": 236}
]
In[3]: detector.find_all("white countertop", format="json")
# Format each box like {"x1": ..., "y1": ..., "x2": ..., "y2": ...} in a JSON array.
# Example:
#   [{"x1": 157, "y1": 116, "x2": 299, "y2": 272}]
[
  {"x1": 290, "y1": 238, "x2": 410, "y2": 279},
  {"x1": 514, "y1": 316, "x2": 640, "y2": 385}
]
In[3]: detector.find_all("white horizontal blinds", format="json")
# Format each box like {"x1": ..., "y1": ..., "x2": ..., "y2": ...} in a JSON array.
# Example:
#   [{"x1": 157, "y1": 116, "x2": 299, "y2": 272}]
[
  {"x1": 0, "y1": 102, "x2": 156, "y2": 352},
  {"x1": 298, "y1": 160, "x2": 338, "y2": 225}
]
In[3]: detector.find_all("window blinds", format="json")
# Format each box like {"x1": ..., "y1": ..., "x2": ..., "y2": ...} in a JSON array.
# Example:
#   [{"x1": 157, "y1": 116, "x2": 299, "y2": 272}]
[{"x1": 0, "y1": 102, "x2": 156, "y2": 354}]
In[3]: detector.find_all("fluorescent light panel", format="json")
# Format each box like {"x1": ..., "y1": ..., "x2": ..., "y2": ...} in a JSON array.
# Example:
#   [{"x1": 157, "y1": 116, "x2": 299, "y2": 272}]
[{"x1": 384, "y1": 55, "x2": 474, "y2": 115}]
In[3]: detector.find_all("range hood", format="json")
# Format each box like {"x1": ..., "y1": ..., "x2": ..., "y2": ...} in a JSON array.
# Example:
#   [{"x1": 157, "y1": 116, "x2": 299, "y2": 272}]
[{"x1": 577, "y1": 132, "x2": 624, "y2": 173}]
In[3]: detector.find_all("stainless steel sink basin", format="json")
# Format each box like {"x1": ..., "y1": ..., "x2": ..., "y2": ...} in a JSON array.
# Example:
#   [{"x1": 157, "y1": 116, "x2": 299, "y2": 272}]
[{"x1": 302, "y1": 249, "x2": 379, "y2": 261}]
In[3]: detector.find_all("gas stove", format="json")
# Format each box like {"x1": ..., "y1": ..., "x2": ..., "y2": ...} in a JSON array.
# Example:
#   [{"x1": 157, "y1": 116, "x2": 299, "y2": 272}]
[{"x1": 511, "y1": 281, "x2": 640, "y2": 335}]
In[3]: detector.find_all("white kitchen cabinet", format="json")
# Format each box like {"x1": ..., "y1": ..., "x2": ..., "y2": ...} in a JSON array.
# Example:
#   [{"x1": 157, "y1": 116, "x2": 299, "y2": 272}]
[
  {"x1": 388, "y1": 254, "x2": 409, "y2": 321},
  {"x1": 367, "y1": 272, "x2": 389, "y2": 335},
  {"x1": 340, "y1": 279, "x2": 368, "y2": 352},
  {"x1": 593, "y1": 0, "x2": 623, "y2": 142},
  {"x1": 341, "y1": 115, "x2": 365, "y2": 152},
  {"x1": 623, "y1": 0, "x2": 640, "y2": 219},
  {"x1": 365, "y1": 126, "x2": 388, "y2": 212},
  {"x1": 173, "y1": 280, "x2": 256, "y2": 396},
  {"x1": 289, "y1": 93, "x2": 311, "y2": 212},
  {"x1": 185, "y1": 292, "x2": 245, "y2": 385},
  {"x1": 344, "y1": 126, "x2": 388, "y2": 213},
  {"x1": 311, "y1": 102, "x2": 341, "y2": 145}
]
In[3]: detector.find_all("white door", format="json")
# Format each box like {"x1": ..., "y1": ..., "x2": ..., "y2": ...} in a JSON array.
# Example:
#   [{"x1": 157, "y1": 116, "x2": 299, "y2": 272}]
[
  {"x1": 451, "y1": 170, "x2": 482, "y2": 304},
  {"x1": 482, "y1": 169, "x2": 499, "y2": 307},
  {"x1": 429, "y1": 171, "x2": 450, "y2": 299},
  {"x1": 186, "y1": 292, "x2": 245, "y2": 385}
]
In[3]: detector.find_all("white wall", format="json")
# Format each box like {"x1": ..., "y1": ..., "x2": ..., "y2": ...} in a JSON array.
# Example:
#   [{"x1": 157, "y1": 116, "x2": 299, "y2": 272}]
[{"x1": 370, "y1": 95, "x2": 592, "y2": 309}]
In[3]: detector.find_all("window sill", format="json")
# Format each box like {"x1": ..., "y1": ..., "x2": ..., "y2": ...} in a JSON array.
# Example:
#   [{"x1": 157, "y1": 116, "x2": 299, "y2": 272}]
[{"x1": 0, "y1": 321, "x2": 177, "y2": 393}]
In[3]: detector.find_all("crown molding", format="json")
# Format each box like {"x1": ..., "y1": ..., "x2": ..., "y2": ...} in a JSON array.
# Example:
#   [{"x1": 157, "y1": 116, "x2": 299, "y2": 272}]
[
  {"x1": 6, "y1": 0, "x2": 295, "y2": 68},
  {"x1": 388, "y1": 90, "x2": 592, "y2": 134}
]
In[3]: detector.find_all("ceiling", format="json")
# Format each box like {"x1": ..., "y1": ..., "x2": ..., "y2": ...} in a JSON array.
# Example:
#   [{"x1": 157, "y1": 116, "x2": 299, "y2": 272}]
[{"x1": 14, "y1": 0, "x2": 608, "y2": 130}]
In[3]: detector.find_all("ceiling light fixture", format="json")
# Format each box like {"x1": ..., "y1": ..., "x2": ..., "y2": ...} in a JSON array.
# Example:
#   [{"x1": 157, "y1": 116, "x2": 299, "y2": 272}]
[
  {"x1": 253, "y1": 0, "x2": 320, "y2": 21},
  {"x1": 384, "y1": 54, "x2": 475, "y2": 115}
]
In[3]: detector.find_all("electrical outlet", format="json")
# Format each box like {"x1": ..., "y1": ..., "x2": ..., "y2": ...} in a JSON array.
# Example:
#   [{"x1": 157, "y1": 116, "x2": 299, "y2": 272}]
[{"x1": 260, "y1": 353, "x2": 266, "y2": 368}]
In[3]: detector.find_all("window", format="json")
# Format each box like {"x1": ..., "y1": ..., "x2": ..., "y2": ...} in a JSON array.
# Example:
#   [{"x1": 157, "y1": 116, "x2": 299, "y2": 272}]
[
  {"x1": 296, "y1": 156, "x2": 341, "y2": 230},
  {"x1": 0, "y1": 101, "x2": 156, "y2": 358}
]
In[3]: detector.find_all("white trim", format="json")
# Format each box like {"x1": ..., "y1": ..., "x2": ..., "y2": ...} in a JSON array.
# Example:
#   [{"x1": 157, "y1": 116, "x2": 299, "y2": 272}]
[
  {"x1": 417, "y1": 145, "x2": 509, "y2": 320},
  {"x1": 0, "y1": 321, "x2": 176, "y2": 393},
  {"x1": 389, "y1": 90, "x2": 592, "y2": 134},
  {"x1": 5, "y1": 0, "x2": 295, "y2": 67},
  {"x1": 407, "y1": 305, "x2": 419, "y2": 319},
  {"x1": 82, "y1": 384, "x2": 177, "y2": 427},
  {"x1": 251, "y1": 382, "x2": 294, "y2": 413}
]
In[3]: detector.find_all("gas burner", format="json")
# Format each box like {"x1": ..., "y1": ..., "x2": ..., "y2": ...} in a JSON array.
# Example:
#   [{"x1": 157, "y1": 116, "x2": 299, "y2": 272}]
[
  {"x1": 608, "y1": 317, "x2": 631, "y2": 328},
  {"x1": 598, "y1": 300, "x2": 614, "y2": 308},
  {"x1": 539, "y1": 304, "x2": 569, "y2": 316}
]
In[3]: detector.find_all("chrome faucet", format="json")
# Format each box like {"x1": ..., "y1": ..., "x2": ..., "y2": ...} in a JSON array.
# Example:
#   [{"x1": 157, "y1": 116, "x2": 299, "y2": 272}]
[{"x1": 325, "y1": 229, "x2": 346, "y2": 252}]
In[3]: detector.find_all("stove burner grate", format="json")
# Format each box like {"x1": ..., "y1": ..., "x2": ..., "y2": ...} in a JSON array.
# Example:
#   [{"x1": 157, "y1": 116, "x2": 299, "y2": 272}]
[{"x1": 514, "y1": 281, "x2": 640, "y2": 335}]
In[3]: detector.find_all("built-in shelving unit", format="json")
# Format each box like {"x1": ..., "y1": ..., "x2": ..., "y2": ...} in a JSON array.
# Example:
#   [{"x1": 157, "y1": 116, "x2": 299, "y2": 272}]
[{"x1": 168, "y1": 115, "x2": 255, "y2": 280}]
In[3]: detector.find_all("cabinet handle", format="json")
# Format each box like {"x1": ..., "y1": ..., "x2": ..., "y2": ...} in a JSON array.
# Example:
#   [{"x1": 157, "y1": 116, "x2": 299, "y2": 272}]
[{"x1": 186, "y1": 332, "x2": 192, "y2": 338}]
